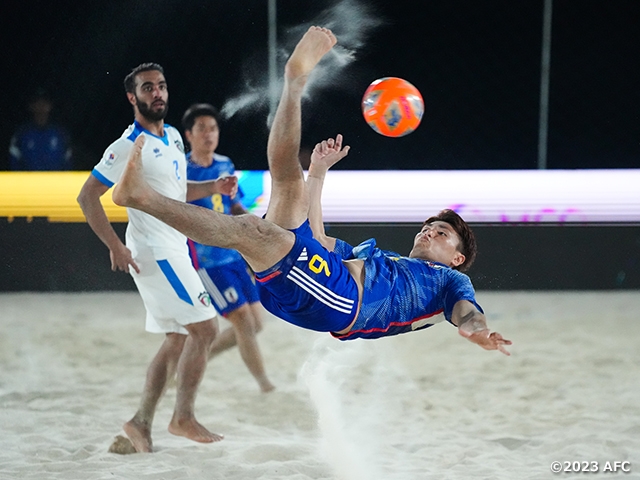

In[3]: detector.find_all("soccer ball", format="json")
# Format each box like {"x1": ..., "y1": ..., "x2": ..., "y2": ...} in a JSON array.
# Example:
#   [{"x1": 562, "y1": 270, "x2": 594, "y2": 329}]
[{"x1": 362, "y1": 77, "x2": 424, "y2": 137}]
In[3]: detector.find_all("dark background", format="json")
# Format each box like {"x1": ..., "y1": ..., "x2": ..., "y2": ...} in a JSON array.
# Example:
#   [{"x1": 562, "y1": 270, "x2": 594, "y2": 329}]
[
  {"x1": 1, "y1": 220, "x2": 639, "y2": 291},
  {"x1": 2, "y1": 0, "x2": 639, "y2": 172},
  {"x1": 2, "y1": 0, "x2": 639, "y2": 292}
]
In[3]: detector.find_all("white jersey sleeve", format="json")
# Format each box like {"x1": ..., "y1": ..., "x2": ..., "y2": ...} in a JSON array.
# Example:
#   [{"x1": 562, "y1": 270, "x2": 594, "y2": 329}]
[{"x1": 93, "y1": 125, "x2": 136, "y2": 187}]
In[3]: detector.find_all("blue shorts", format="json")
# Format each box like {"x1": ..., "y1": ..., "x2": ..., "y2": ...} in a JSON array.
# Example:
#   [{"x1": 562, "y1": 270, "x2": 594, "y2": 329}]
[
  {"x1": 197, "y1": 259, "x2": 259, "y2": 317},
  {"x1": 254, "y1": 221, "x2": 359, "y2": 333}
]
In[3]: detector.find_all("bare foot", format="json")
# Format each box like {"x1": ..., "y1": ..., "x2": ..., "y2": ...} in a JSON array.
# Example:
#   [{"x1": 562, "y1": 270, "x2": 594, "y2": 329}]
[
  {"x1": 259, "y1": 379, "x2": 276, "y2": 393},
  {"x1": 285, "y1": 26, "x2": 337, "y2": 82},
  {"x1": 168, "y1": 416, "x2": 224, "y2": 443},
  {"x1": 112, "y1": 134, "x2": 153, "y2": 208},
  {"x1": 123, "y1": 418, "x2": 153, "y2": 453}
]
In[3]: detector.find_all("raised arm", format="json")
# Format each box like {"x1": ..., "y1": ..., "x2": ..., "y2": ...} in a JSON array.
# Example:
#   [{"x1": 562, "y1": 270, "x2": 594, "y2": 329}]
[
  {"x1": 306, "y1": 135, "x2": 350, "y2": 251},
  {"x1": 451, "y1": 300, "x2": 512, "y2": 355}
]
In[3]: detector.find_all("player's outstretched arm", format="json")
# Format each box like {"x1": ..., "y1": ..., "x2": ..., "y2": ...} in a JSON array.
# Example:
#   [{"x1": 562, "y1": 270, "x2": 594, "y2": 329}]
[
  {"x1": 452, "y1": 300, "x2": 512, "y2": 356},
  {"x1": 306, "y1": 135, "x2": 350, "y2": 250}
]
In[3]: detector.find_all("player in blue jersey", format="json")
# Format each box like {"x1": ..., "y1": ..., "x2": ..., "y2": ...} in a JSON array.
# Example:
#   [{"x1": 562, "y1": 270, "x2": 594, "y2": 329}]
[
  {"x1": 112, "y1": 27, "x2": 511, "y2": 356},
  {"x1": 77, "y1": 63, "x2": 238, "y2": 453},
  {"x1": 9, "y1": 89, "x2": 72, "y2": 171},
  {"x1": 182, "y1": 103, "x2": 275, "y2": 393}
]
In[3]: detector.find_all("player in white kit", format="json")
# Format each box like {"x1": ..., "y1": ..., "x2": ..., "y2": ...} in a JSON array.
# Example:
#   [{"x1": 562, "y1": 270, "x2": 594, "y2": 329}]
[{"x1": 77, "y1": 63, "x2": 236, "y2": 453}]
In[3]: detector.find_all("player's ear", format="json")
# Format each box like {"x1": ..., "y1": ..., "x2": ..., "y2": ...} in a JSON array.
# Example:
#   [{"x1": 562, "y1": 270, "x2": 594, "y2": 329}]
[
  {"x1": 451, "y1": 251, "x2": 466, "y2": 268},
  {"x1": 126, "y1": 92, "x2": 136, "y2": 106}
]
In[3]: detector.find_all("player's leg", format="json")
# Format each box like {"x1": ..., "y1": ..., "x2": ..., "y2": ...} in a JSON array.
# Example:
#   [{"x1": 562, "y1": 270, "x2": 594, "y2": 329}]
[
  {"x1": 201, "y1": 263, "x2": 274, "y2": 392},
  {"x1": 220, "y1": 304, "x2": 274, "y2": 393},
  {"x1": 247, "y1": 301, "x2": 266, "y2": 334},
  {"x1": 123, "y1": 332, "x2": 186, "y2": 453},
  {"x1": 207, "y1": 305, "x2": 273, "y2": 393},
  {"x1": 113, "y1": 137, "x2": 295, "y2": 273},
  {"x1": 207, "y1": 326, "x2": 236, "y2": 357},
  {"x1": 168, "y1": 317, "x2": 224, "y2": 443},
  {"x1": 206, "y1": 307, "x2": 264, "y2": 360},
  {"x1": 264, "y1": 26, "x2": 337, "y2": 229}
]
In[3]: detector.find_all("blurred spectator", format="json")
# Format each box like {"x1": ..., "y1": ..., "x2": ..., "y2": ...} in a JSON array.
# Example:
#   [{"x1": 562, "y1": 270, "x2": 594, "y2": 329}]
[{"x1": 9, "y1": 89, "x2": 72, "y2": 170}]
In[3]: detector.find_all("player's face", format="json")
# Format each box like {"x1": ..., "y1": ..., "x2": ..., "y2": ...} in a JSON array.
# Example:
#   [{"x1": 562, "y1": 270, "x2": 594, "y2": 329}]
[
  {"x1": 132, "y1": 70, "x2": 169, "y2": 122},
  {"x1": 187, "y1": 115, "x2": 220, "y2": 154},
  {"x1": 409, "y1": 221, "x2": 465, "y2": 268}
]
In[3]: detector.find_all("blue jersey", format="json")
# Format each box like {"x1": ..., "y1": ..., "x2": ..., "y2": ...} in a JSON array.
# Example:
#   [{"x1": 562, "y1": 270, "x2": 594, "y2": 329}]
[
  {"x1": 186, "y1": 152, "x2": 245, "y2": 268},
  {"x1": 331, "y1": 238, "x2": 482, "y2": 340},
  {"x1": 255, "y1": 221, "x2": 359, "y2": 333},
  {"x1": 9, "y1": 123, "x2": 71, "y2": 171}
]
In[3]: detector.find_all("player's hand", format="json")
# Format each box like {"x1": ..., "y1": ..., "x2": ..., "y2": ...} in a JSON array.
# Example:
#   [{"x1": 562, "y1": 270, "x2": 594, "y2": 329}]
[
  {"x1": 310, "y1": 134, "x2": 350, "y2": 172},
  {"x1": 109, "y1": 243, "x2": 140, "y2": 274},
  {"x1": 215, "y1": 176, "x2": 238, "y2": 198},
  {"x1": 458, "y1": 327, "x2": 512, "y2": 356}
]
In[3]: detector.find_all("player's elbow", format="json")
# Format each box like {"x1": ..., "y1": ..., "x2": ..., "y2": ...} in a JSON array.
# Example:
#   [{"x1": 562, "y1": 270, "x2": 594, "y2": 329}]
[
  {"x1": 77, "y1": 179, "x2": 103, "y2": 213},
  {"x1": 76, "y1": 188, "x2": 88, "y2": 210}
]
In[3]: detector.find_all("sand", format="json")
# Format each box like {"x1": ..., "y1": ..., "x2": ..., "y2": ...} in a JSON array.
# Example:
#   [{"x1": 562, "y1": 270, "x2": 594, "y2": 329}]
[{"x1": 1, "y1": 291, "x2": 639, "y2": 480}]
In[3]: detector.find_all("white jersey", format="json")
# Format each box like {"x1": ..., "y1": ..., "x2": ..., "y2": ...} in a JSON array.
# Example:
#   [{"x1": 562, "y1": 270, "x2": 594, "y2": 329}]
[{"x1": 93, "y1": 120, "x2": 188, "y2": 258}]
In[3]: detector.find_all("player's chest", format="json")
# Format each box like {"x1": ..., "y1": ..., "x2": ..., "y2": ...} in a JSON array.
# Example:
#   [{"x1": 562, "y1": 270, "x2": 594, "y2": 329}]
[{"x1": 142, "y1": 140, "x2": 187, "y2": 190}]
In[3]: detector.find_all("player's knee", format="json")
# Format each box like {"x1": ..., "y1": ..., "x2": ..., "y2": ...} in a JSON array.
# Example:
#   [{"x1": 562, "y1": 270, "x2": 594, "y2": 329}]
[
  {"x1": 236, "y1": 214, "x2": 279, "y2": 243},
  {"x1": 252, "y1": 315, "x2": 264, "y2": 333},
  {"x1": 224, "y1": 308, "x2": 244, "y2": 326},
  {"x1": 186, "y1": 318, "x2": 218, "y2": 347},
  {"x1": 235, "y1": 213, "x2": 263, "y2": 233},
  {"x1": 165, "y1": 332, "x2": 187, "y2": 353},
  {"x1": 229, "y1": 307, "x2": 259, "y2": 334}
]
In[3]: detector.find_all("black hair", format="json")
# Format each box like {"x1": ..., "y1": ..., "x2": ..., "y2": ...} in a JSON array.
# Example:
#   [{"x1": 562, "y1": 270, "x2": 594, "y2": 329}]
[
  {"x1": 423, "y1": 209, "x2": 477, "y2": 272},
  {"x1": 123, "y1": 63, "x2": 164, "y2": 93},
  {"x1": 181, "y1": 103, "x2": 222, "y2": 132}
]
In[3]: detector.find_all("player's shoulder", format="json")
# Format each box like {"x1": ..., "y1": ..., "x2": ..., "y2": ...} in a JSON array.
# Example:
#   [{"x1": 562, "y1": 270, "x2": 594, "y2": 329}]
[
  {"x1": 98, "y1": 123, "x2": 135, "y2": 162},
  {"x1": 186, "y1": 153, "x2": 218, "y2": 181},
  {"x1": 110, "y1": 122, "x2": 137, "y2": 144},
  {"x1": 408, "y1": 258, "x2": 471, "y2": 279},
  {"x1": 380, "y1": 248, "x2": 404, "y2": 259},
  {"x1": 11, "y1": 123, "x2": 36, "y2": 139},
  {"x1": 164, "y1": 123, "x2": 182, "y2": 139},
  {"x1": 106, "y1": 124, "x2": 136, "y2": 152},
  {"x1": 213, "y1": 152, "x2": 232, "y2": 163},
  {"x1": 443, "y1": 266, "x2": 472, "y2": 287},
  {"x1": 212, "y1": 153, "x2": 235, "y2": 170}
]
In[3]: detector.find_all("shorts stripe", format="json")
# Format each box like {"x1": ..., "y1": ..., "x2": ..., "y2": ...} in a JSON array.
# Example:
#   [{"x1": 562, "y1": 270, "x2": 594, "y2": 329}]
[
  {"x1": 287, "y1": 266, "x2": 354, "y2": 314},
  {"x1": 157, "y1": 260, "x2": 193, "y2": 305},
  {"x1": 197, "y1": 269, "x2": 228, "y2": 310}
]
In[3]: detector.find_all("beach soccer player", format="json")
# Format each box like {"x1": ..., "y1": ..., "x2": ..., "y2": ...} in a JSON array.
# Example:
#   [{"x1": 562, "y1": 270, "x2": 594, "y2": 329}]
[{"x1": 112, "y1": 26, "x2": 511, "y2": 355}]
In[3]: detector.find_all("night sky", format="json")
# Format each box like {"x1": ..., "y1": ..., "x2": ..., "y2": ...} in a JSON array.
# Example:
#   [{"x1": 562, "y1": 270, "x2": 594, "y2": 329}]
[{"x1": 2, "y1": 0, "x2": 639, "y2": 172}]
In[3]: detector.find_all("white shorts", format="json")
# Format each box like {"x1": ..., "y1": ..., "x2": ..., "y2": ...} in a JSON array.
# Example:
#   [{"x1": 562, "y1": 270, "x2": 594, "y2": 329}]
[{"x1": 130, "y1": 249, "x2": 217, "y2": 334}]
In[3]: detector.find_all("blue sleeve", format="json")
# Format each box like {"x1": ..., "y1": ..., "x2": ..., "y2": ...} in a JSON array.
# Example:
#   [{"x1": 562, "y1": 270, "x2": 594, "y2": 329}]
[
  {"x1": 442, "y1": 270, "x2": 483, "y2": 323},
  {"x1": 333, "y1": 238, "x2": 355, "y2": 259}
]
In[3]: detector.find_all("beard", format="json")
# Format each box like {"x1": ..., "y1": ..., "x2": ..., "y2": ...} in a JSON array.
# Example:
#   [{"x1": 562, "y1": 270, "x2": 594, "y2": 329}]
[{"x1": 135, "y1": 96, "x2": 168, "y2": 122}]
